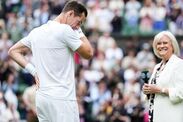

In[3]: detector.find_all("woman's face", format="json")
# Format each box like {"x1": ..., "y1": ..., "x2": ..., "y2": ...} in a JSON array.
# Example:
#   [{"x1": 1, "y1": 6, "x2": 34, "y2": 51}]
[{"x1": 156, "y1": 35, "x2": 173, "y2": 60}]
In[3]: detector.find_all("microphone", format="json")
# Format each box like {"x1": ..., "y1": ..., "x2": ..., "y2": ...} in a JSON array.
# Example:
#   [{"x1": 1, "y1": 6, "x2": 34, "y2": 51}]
[{"x1": 141, "y1": 70, "x2": 151, "y2": 99}]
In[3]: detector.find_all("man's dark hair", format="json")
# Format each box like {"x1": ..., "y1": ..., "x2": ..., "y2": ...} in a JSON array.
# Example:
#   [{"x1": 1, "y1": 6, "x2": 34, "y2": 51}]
[{"x1": 62, "y1": 1, "x2": 88, "y2": 17}]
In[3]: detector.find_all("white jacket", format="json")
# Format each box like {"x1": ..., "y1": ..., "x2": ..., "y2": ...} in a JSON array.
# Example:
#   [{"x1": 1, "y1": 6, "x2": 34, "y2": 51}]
[{"x1": 149, "y1": 54, "x2": 183, "y2": 122}]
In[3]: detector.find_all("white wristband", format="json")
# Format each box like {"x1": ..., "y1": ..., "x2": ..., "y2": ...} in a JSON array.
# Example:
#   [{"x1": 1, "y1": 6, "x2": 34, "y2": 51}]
[
  {"x1": 25, "y1": 63, "x2": 36, "y2": 76},
  {"x1": 75, "y1": 28, "x2": 85, "y2": 38}
]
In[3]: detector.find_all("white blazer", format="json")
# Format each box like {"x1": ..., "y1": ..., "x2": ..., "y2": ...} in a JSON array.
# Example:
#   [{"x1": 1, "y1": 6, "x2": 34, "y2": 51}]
[{"x1": 149, "y1": 54, "x2": 183, "y2": 122}]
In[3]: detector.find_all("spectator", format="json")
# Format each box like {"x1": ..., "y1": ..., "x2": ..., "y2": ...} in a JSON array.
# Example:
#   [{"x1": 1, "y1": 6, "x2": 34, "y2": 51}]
[
  {"x1": 97, "y1": 32, "x2": 116, "y2": 53},
  {"x1": 90, "y1": 79, "x2": 111, "y2": 115},
  {"x1": 22, "y1": 82, "x2": 38, "y2": 122},
  {"x1": 0, "y1": 32, "x2": 13, "y2": 61},
  {"x1": 124, "y1": 0, "x2": 141, "y2": 27},
  {"x1": 176, "y1": 9, "x2": 183, "y2": 35},
  {"x1": 136, "y1": 42, "x2": 155, "y2": 70},
  {"x1": 180, "y1": 40, "x2": 183, "y2": 58},
  {"x1": 95, "y1": 1, "x2": 114, "y2": 32},
  {"x1": 139, "y1": 0, "x2": 155, "y2": 34},
  {"x1": 0, "y1": 19, "x2": 6, "y2": 35},
  {"x1": 153, "y1": 0, "x2": 167, "y2": 31},
  {"x1": 122, "y1": 49, "x2": 138, "y2": 70}
]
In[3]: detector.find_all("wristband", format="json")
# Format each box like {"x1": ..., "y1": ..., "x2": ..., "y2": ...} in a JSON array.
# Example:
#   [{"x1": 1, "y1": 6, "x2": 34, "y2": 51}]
[
  {"x1": 75, "y1": 28, "x2": 85, "y2": 38},
  {"x1": 25, "y1": 63, "x2": 36, "y2": 76}
]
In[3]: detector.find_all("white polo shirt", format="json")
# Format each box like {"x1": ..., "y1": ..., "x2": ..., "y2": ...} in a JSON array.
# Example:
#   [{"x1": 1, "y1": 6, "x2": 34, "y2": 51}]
[{"x1": 20, "y1": 20, "x2": 82, "y2": 100}]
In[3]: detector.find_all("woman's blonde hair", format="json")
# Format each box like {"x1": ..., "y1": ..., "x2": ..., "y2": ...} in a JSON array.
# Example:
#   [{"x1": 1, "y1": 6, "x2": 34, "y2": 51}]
[{"x1": 153, "y1": 31, "x2": 180, "y2": 58}]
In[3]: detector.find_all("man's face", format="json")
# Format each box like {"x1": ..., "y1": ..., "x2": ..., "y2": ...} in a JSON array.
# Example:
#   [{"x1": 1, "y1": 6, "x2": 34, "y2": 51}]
[{"x1": 66, "y1": 11, "x2": 86, "y2": 30}]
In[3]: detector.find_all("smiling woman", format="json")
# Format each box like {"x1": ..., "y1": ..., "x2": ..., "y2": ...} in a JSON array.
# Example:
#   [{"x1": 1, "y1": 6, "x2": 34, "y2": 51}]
[
  {"x1": 156, "y1": 36, "x2": 173, "y2": 61},
  {"x1": 152, "y1": 31, "x2": 180, "y2": 60},
  {"x1": 142, "y1": 31, "x2": 183, "y2": 122}
]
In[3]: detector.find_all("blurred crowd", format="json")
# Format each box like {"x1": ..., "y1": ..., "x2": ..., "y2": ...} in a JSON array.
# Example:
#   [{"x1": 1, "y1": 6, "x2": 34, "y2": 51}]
[{"x1": 0, "y1": 0, "x2": 183, "y2": 122}]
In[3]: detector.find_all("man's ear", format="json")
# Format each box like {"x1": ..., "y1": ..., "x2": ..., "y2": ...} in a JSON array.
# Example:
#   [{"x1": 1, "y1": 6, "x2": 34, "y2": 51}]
[{"x1": 67, "y1": 10, "x2": 74, "y2": 17}]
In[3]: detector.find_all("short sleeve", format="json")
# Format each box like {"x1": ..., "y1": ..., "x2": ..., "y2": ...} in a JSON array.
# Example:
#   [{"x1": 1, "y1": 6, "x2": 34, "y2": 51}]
[
  {"x1": 20, "y1": 34, "x2": 32, "y2": 49},
  {"x1": 63, "y1": 26, "x2": 82, "y2": 51}
]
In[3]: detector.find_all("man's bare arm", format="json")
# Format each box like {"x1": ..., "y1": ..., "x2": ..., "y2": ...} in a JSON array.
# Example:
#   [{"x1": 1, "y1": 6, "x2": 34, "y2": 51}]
[
  {"x1": 9, "y1": 41, "x2": 40, "y2": 88},
  {"x1": 75, "y1": 28, "x2": 93, "y2": 59},
  {"x1": 8, "y1": 41, "x2": 30, "y2": 68},
  {"x1": 76, "y1": 36, "x2": 93, "y2": 59}
]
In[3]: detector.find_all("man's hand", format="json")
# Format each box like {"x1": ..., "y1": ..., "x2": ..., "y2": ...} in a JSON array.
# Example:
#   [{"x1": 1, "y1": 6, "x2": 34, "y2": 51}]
[{"x1": 74, "y1": 28, "x2": 85, "y2": 38}]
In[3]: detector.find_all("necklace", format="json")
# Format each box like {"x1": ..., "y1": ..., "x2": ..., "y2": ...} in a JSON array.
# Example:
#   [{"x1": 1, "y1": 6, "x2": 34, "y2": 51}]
[
  {"x1": 156, "y1": 60, "x2": 168, "y2": 78},
  {"x1": 148, "y1": 59, "x2": 169, "y2": 122}
]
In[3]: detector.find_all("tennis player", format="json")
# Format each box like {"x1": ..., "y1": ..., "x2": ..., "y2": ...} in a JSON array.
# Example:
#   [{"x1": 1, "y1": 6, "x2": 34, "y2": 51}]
[{"x1": 8, "y1": 1, "x2": 93, "y2": 122}]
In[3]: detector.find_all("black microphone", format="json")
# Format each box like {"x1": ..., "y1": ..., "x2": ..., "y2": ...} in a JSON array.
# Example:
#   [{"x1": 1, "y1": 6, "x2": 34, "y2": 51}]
[{"x1": 141, "y1": 70, "x2": 151, "y2": 99}]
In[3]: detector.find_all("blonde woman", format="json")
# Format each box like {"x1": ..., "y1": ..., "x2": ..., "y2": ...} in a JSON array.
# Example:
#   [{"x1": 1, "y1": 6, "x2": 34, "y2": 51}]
[{"x1": 142, "y1": 31, "x2": 183, "y2": 122}]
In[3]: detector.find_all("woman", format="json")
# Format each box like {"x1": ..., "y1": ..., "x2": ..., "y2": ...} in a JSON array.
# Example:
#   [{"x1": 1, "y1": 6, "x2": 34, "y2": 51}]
[{"x1": 142, "y1": 31, "x2": 183, "y2": 122}]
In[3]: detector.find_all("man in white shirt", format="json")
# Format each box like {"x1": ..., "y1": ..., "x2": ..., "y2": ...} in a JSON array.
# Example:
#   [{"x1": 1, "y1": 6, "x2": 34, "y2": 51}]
[{"x1": 8, "y1": 1, "x2": 93, "y2": 122}]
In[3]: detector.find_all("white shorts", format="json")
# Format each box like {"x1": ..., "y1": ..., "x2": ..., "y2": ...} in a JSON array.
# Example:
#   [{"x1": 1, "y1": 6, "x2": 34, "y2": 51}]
[{"x1": 35, "y1": 93, "x2": 79, "y2": 122}]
